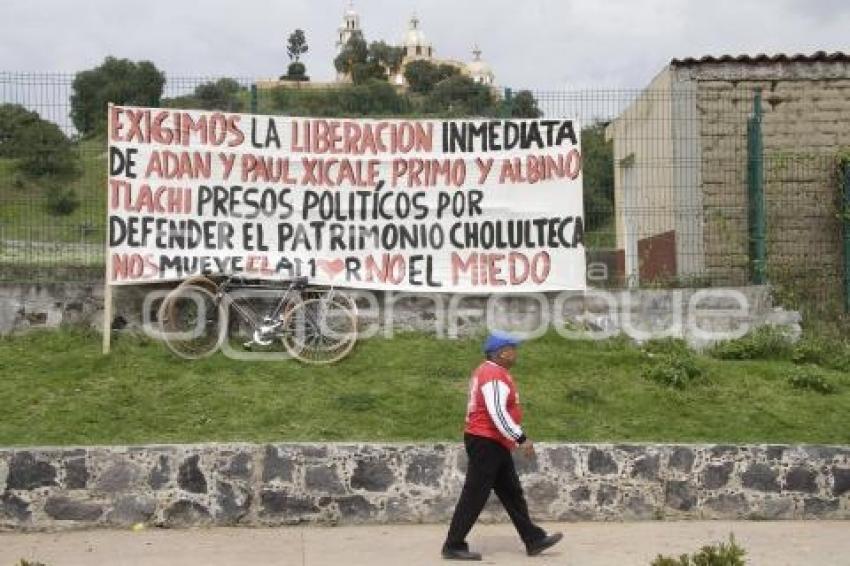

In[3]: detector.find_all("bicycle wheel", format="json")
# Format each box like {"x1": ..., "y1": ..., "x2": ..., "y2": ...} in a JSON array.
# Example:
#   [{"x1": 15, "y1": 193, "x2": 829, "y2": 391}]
[
  {"x1": 300, "y1": 287, "x2": 358, "y2": 315},
  {"x1": 159, "y1": 281, "x2": 224, "y2": 359},
  {"x1": 281, "y1": 297, "x2": 357, "y2": 364}
]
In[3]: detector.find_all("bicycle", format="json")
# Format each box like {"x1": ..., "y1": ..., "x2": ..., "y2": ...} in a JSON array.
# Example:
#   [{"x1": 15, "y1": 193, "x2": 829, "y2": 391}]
[{"x1": 157, "y1": 274, "x2": 358, "y2": 364}]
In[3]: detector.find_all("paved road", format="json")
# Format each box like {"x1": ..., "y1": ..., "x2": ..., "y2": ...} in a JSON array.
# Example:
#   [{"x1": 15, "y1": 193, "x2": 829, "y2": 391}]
[{"x1": 1, "y1": 521, "x2": 848, "y2": 565}]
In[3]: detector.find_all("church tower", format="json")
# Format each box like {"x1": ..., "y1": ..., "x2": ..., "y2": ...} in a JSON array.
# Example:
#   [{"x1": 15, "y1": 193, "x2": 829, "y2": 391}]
[
  {"x1": 402, "y1": 13, "x2": 433, "y2": 60},
  {"x1": 336, "y1": 1, "x2": 362, "y2": 53},
  {"x1": 467, "y1": 45, "x2": 495, "y2": 85}
]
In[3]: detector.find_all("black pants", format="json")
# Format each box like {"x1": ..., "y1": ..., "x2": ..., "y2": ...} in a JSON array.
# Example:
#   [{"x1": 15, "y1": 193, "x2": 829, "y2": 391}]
[{"x1": 445, "y1": 433, "x2": 546, "y2": 549}]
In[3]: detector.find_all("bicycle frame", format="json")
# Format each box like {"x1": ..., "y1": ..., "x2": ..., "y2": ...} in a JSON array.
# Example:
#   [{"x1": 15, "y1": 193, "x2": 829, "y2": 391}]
[
  {"x1": 213, "y1": 276, "x2": 341, "y2": 348},
  {"x1": 219, "y1": 278, "x2": 296, "y2": 329}
]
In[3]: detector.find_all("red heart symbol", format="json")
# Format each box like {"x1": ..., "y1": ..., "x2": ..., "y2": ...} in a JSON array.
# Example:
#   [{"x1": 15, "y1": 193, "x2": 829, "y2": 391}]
[{"x1": 317, "y1": 258, "x2": 345, "y2": 279}]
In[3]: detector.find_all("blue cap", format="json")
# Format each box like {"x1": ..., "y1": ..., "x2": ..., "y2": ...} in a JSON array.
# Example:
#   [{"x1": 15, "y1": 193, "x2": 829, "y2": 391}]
[{"x1": 483, "y1": 331, "x2": 521, "y2": 355}]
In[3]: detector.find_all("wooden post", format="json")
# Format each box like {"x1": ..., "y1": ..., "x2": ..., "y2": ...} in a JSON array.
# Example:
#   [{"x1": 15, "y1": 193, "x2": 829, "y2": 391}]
[{"x1": 103, "y1": 103, "x2": 113, "y2": 354}]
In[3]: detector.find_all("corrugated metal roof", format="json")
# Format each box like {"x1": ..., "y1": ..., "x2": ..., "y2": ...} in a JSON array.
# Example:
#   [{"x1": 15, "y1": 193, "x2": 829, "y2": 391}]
[{"x1": 671, "y1": 51, "x2": 850, "y2": 67}]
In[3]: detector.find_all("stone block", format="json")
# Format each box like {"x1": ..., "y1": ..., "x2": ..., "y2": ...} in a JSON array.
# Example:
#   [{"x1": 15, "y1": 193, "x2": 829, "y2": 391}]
[
  {"x1": 217, "y1": 482, "x2": 253, "y2": 524},
  {"x1": 7, "y1": 452, "x2": 57, "y2": 490},
  {"x1": 149, "y1": 454, "x2": 172, "y2": 489},
  {"x1": 784, "y1": 466, "x2": 818, "y2": 493},
  {"x1": 587, "y1": 448, "x2": 618, "y2": 475},
  {"x1": 703, "y1": 493, "x2": 749, "y2": 518},
  {"x1": 337, "y1": 495, "x2": 378, "y2": 521},
  {"x1": 305, "y1": 465, "x2": 346, "y2": 495},
  {"x1": 178, "y1": 454, "x2": 207, "y2": 494},
  {"x1": 164, "y1": 500, "x2": 212, "y2": 526},
  {"x1": 832, "y1": 467, "x2": 850, "y2": 497},
  {"x1": 351, "y1": 460, "x2": 395, "y2": 492},
  {"x1": 742, "y1": 464, "x2": 780, "y2": 492},
  {"x1": 220, "y1": 451, "x2": 254, "y2": 481},
  {"x1": 108, "y1": 496, "x2": 156, "y2": 526},
  {"x1": 262, "y1": 445, "x2": 294, "y2": 483},
  {"x1": 547, "y1": 446, "x2": 577, "y2": 475},
  {"x1": 703, "y1": 462, "x2": 734, "y2": 490},
  {"x1": 0, "y1": 492, "x2": 31, "y2": 522},
  {"x1": 803, "y1": 497, "x2": 840, "y2": 518},
  {"x1": 64, "y1": 455, "x2": 88, "y2": 489},
  {"x1": 664, "y1": 480, "x2": 697, "y2": 512},
  {"x1": 668, "y1": 447, "x2": 695, "y2": 474},
  {"x1": 632, "y1": 454, "x2": 660, "y2": 481},
  {"x1": 94, "y1": 460, "x2": 141, "y2": 494},
  {"x1": 405, "y1": 452, "x2": 445, "y2": 487},
  {"x1": 44, "y1": 496, "x2": 103, "y2": 521}
]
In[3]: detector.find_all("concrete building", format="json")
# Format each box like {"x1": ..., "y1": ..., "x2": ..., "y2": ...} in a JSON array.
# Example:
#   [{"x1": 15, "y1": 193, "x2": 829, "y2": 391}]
[{"x1": 605, "y1": 52, "x2": 850, "y2": 304}]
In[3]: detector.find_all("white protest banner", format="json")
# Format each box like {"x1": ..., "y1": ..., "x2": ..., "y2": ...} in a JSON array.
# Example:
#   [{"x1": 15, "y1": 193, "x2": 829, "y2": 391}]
[{"x1": 106, "y1": 106, "x2": 586, "y2": 292}]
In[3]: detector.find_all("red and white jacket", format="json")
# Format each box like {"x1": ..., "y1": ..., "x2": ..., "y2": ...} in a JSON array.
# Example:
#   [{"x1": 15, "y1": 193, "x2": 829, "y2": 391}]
[{"x1": 464, "y1": 360, "x2": 526, "y2": 450}]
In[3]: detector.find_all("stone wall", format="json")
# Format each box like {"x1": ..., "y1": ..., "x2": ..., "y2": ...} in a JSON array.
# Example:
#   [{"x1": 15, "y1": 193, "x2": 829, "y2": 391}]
[
  {"x1": 0, "y1": 282, "x2": 800, "y2": 349},
  {"x1": 691, "y1": 65, "x2": 850, "y2": 304},
  {"x1": 1, "y1": 442, "x2": 849, "y2": 531}
]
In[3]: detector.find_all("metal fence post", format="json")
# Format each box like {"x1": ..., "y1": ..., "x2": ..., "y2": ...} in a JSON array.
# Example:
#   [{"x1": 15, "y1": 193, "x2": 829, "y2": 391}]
[
  {"x1": 747, "y1": 89, "x2": 767, "y2": 285},
  {"x1": 842, "y1": 159, "x2": 850, "y2": 313},
  {"x1": 250, "y1": 83, "x2": 258, "y2": 114},
  {"x1": 503, "y1": 87, "x2": 513, "y2": 118}
]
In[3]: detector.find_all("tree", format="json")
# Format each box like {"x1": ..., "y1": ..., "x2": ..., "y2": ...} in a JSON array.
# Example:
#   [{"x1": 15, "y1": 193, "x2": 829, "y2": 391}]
[
  {"x1": 426, "y1": 75, "x2": 496, "y2": 116},
  {"x1": 333, "y1": 35, "x2": 407, "y2": 85},
  {"x1": 70, "y1": 57, "x2": 165, "y2": 136},
  {"x1": 334, "y1": 33, "x2": 369, "y2": 77},
  {"x1": 350, "y1": 60, "x2": 386, "y2": 84},
  {"x1": 404, "y1": 60, "x2": 459, "y2": 94},
  {"x1": 193, "y1": 78, "x2": 244, "y2": 111},
  {"x1": 509, "y1": 90, "x2": 542, "y2": 118},
  {"x1": 581, "y1": 121, "x2": 615, "y2": 232},
  {"x1": 368, "y1": 41, "x2": 405, "y2": 77},
  {"x1": 286, "y1": 29, "x2": 309, "y2": 62},
  {"x1": 285, "y1": 29, "x2": 310, "y2": 81},
  {"x1": 0, "y1": 104, "x2": 78, "y2": 178}
]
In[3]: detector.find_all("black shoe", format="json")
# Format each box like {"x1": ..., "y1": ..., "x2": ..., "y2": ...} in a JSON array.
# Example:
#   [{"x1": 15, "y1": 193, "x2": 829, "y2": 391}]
[
  {"x1": 442, "y1": 543, "x2": 482, "y2": 561},
  {"x1": 526, "y1": 532, "x2": 563, "y2": 556}
]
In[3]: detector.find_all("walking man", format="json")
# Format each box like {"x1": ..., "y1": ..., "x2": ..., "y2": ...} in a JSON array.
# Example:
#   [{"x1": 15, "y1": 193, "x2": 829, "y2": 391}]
[{"x1": 442, "y1": 332, "x2": 563, "y2": 560}]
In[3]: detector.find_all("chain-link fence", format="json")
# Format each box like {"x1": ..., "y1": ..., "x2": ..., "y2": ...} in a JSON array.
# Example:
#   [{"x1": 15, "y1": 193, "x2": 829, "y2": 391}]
[{"x1": 1, "y1": 71, "x2": 848, "y2": 315}]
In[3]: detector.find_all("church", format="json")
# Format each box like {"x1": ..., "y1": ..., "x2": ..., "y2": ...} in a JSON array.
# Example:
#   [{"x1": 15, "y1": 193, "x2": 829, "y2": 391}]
[{"x1": 335, "y1": 3, "x2": 496, "y2": 87}]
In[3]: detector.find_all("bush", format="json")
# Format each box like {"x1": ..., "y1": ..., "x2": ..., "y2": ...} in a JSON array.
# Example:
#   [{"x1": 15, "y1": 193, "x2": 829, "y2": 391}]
[
  {"x1": 268, "y1": 80, "x2": 410, "y2": 117},
  {"x1": 163, "y1": 78, "x2": 245, "y2": 112},
  {"x1": 651, "y1": 534, "x2": 746, "y2": 565},
  {"x1": 193, "y1": 78, "x2": 244, "y2": 111},
  {"x1": 45, "y1": 184, "x2": 80, "y2": 216},
  {"x1": 786, "y1": 366, "x2": 838, "y2": 394},
  {"x1": 708, "y1": 326, "x2": 793, "y2": 361},
  {"x1": 791, "y1": 337, "x2": 828, "y2": 365},
  {"x1": 284, "y1": 62, "x2": 308, "y2": 81},
  {"x1": 0, "y1": 104, "x2": 78, "y2": 178},
  {"x1": 791, "y1": 336, "x2": 850, "y2": 372},
  {"x1": 642, "y1": 351, "x2": 704, "y2": 389},
  {"x1": 642, "y1": 338, "x2": 692, "y2": 357}
]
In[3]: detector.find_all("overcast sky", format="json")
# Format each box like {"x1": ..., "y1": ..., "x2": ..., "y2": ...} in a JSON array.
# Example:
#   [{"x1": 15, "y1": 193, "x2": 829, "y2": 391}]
[{"x1": 2, "y1": 0, "x2": 849, "y2": 90}]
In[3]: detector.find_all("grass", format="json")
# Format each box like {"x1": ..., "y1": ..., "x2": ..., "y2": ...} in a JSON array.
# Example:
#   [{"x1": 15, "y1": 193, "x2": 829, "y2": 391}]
[
  {"x1": 0, "y1": 138, "x2": 107, "y2": 271},
  {"x1": 0, "y1": 138, "x2": 107, "y2": 246},
  {"x1": 1, "y1": 329, "x2": 849, "y2": 447}
]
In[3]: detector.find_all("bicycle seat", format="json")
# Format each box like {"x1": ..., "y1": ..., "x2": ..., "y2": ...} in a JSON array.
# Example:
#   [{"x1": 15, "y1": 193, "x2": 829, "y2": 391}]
[{"x1": 291, "y1": 276, "x2": 310, "y2": 290}]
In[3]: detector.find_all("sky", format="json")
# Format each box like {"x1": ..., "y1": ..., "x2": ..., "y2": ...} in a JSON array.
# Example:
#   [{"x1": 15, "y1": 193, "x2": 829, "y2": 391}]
[{"x1": 1, "y1": 0, "x2": 849, "y2": 90}]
